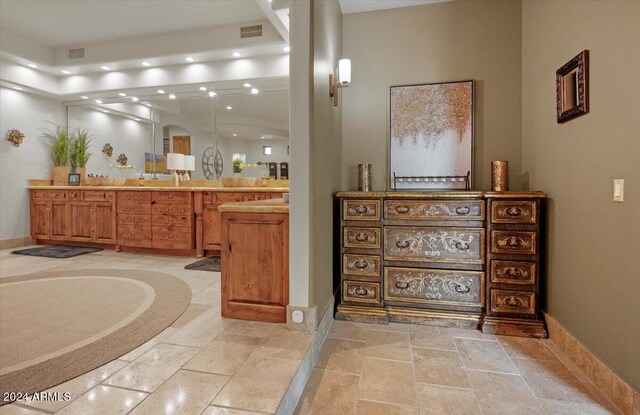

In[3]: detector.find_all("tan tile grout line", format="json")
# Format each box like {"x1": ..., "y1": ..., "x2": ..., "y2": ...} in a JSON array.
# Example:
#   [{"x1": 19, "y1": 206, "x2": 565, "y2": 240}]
[
  {"x1": 351, "y1": 322, "x2": 371, "y2": 413},
  {"x1": 455, "y1": 334, "x2": 489, "y2": 415},
  {"x1": 11, "y1": 403, "x2": 55, "y2": 414}
]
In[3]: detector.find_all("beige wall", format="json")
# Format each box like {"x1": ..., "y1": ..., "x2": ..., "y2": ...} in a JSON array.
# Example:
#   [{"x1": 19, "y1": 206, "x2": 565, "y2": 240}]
[
  {"x1": 310, "y1": 0, "x2": 343, "y2": 318},
  {"x1": 342, "y1": 0, "x2": 523, "y2": 191},
  {"x1": 522, "y1": 1, "x2": 640, "y2": 390}
]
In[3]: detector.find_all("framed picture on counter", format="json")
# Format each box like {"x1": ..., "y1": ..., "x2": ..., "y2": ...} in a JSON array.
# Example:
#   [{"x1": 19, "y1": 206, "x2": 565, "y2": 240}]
[
  {"x1": 67, "y1": 173, "x2": 80, "y2": 186},
  {"x1": 389, "y1": 80, "x2": 474, "y2": 190}
]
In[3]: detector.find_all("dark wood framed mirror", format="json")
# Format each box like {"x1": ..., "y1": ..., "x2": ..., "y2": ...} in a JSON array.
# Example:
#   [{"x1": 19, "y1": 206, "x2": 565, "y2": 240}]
[{"x1": 556, "y1": 50, "x2": 589, "y2": 123}]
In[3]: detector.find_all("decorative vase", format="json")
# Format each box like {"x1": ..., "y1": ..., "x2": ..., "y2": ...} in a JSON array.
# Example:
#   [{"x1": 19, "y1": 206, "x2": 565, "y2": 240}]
[
  {"x1": 358, "y1": 164, "x2": 372, "y2": 192},
  {"x1": 76, "y1": 167, "x2": 87, "y2": 185},
  {"x1": 233, "y1": 172, "x2": 242, "y2": 177},
  {"x1": 52, "y1": 166, "x2": 71, "y2": 186},
  {"x1": 491, "y1": 161, "x2": 509, "y2": 192}
]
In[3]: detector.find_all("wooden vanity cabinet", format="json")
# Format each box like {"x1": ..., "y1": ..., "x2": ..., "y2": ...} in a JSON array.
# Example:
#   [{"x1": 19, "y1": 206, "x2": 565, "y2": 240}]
[{"x1": 30, "y1": 194, "x2": 68, "y2": 240}]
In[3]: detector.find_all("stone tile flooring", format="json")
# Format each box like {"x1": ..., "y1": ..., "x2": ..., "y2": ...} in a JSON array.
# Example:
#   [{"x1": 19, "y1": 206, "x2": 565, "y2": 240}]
[
  {"x1": 295, "y1": 321, "x2": 622, "y2": 415},
  {"x1": 0, "y1": 247, "x2": 313, "y2": 415}
]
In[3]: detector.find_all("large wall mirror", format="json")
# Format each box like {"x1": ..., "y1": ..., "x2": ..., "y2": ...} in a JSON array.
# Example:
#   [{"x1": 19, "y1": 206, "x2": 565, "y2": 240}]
[{"x1": 65, "y1": 79, "x2": 289, "y2": 181}]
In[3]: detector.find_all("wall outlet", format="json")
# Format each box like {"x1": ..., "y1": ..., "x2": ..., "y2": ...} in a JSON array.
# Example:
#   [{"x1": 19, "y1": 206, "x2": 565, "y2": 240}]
[{"x1": 614, "y1": 179, "x2": 624, "y2": 202}]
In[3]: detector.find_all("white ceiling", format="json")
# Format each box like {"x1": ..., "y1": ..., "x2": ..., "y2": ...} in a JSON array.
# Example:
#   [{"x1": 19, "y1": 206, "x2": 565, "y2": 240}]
[
  {"x1": 181, "y1": 91, "x2": 289, "y2": 122},
  {"x1": 339, "y1": 0, "x2": 452, "y2": 14},
  {"x1": 0, "y1": 0, "x2": 265, "y2": 47}
]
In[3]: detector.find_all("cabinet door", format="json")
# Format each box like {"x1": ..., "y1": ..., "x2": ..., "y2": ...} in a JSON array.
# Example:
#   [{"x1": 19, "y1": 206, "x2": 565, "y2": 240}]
[
  {"x1": 50, "y1": 200, "x2": 69, "y2": 240},
  {"x1": 68, "y1": 201, "x2": 93, "y2": 241},
  {"x1": 202, "y1": 205, "x2": 221, "y2": 249},
  {"x1": 93, "y1": 202, "x2": 115, "y2": 243},
  {"x1": 31, "y1": 200, "x2": 50, "y2": 239}
]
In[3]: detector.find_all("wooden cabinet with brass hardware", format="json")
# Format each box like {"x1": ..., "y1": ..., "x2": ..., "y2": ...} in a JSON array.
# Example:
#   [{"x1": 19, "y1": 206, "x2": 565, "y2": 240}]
[
  {"x1": 30, "y1": 191, "x2": 69, "y2": 241},
  {"x1": 336, "y1": 191, "x2": 547, "y2": 338}
]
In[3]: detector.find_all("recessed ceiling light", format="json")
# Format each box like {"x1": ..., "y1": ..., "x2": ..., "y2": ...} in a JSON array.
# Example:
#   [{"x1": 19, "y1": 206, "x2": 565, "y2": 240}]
[
  {"x1": 250, "y1": 88, "x2": 259, "y2": 94},
  {"x1": 103, "y1": 110, "x2": 110, "y2": 113},
  {"x1": 232, "y1": 52, "x2": 241, "y2": 58},
  {"x1": 14, "y1": 86, "x2": 23, "y2": 91},
  {"x1": 131, "y1": 97, "x2": 139, "y2": 102},
  {"x1": 95, "y1": 99, "x2": 103, "y2": 104},
  {"x1": 185, "y1": 57, "x2": 194, "y2": 62},
  {"x1": 169, "y1": 94, "x2": 176, "y2": 99},
  {"x1": 226, "y1": 106, "x2": 232, "y2": 110},
  {"x1": 118, "y1": 92, "x2": 127, "y2": 97},
  {"x1": 81, "y1": 96, "x2": 89, "y2": 99},
  {"x1": 141, "y1": 61, "x2": 150, "y2": 67},
  {"x1": 157, "y1": 90, "x2": 165, "y2": 94},
  {"x1": 208, "y1": 91, "x2": 217, "y2": 97},
  {"x1": 243, "y1": 83, "x2": 251, "y2": 88},
  {"x1": 261, "y1": 136, "x2": 266, "y2": 139},
  {"x1": 145, "y1": 103, "x2": 152, "y2": 107},
  {"x1": 101, "y1": 65, "x2": 111, "y2": 70},
  {"x1": 134, "y1": 118, "x2": 141, "y2": 121},
  {"x1": 199, "y1": 86, "x2": 207, "y2": 91},
  {"x1": 61, "y1": 70, "x2": 71, "y2": 74},
  {"x1": 283, "y1": 46, "x2": 291, "y2": 52},
  {"x1": 27, "y1": 63, "x2": 37, "y2": 68},
  {"x1": 233, "y1": 133, "x2": 237, "y2": 137}
]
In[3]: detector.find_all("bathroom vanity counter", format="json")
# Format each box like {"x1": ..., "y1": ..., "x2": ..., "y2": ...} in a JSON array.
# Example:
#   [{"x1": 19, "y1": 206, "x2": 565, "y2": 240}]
[{"x1": 218, "y1": 198, "x2": 289, "y2": 214}]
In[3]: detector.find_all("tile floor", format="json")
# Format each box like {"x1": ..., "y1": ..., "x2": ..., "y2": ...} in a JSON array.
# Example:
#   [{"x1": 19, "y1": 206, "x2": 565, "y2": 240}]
[
  {"x1": 295, "y1": 321, "x2": 623, "y2": 415},
  {"x1": 0, "y1": 247, "x2": 313, "y2": 415}
]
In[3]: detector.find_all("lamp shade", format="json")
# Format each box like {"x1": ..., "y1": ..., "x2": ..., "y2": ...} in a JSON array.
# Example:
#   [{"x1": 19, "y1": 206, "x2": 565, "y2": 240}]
[
  {"x1": 167, "y1": 153, "x2": 185, "y2": 170},
  {"x1": 184, "y1": 155, "x2": 195, "y2": 171},
  {"x1": 338, "y1": 59, "x2": 351, "y2": 85}
]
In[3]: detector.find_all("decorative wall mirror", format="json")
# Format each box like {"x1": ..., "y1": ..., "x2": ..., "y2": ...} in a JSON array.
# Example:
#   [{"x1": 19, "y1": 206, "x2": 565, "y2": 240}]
[{"x1": 556, "y1": 50, "x2": 589, "y2": 123}]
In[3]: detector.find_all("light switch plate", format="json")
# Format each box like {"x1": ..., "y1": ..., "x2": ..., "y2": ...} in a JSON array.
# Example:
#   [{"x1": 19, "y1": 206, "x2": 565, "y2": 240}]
[{"x1": 614, "y1": 179, "x2": 624, "y2": 202}]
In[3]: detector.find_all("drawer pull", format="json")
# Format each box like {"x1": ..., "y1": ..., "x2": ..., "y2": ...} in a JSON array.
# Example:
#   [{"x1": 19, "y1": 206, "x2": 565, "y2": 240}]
[
  {"x1": 354, "y1": 287, "x2": 369, "y2": 296},
  {"x1": 395, "y1": 281, "x2": 409, "y2": 289},
  {"x1": 396, "y1": 240, "x2": 410, "y2": 249},
  {"x1": 355, "y1": 232, "x2": 369, "y2": 242},
  {"x1": 455, "y1": 206, "x2": 471, "y2": 215},
  {"x1": 395, "y1": 205, "x2": 410, "y2": 214},
  {"x1": 506, "y1": 238, "x2": 524, "y2": 248},
  {"x1": 354, "y1": 205, "x2": 368, "y2": 214},
  {"x1": 505, "y1": 267, "x2": 524, "y2": 279},
  {"x1": 506, "y1": 207, "x2": 523, "y2": 216},
  {"x1": 454, "y1": 242, "x2": 470, "y2": 250},
  {"x1": 454, "y1": 284, "x2": 471, "y2": 294},
  {"x1": 354, "y1": 260, "x2": 369, "y2": 269},
  {"x1": 505, "y1": 296, "x2": 523, "y2": 307}
]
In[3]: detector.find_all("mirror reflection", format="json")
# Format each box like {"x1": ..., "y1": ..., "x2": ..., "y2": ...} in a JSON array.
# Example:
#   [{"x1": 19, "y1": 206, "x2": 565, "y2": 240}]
[{"x1": 66, "y1": 86, "x2": 289, "y2": 181}]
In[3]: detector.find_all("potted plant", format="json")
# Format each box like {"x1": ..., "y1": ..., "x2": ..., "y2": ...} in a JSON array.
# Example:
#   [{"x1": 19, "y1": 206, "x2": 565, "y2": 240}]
[
  {"x1": 41, "y1": 124, "x2": 71, "y2": 186},
  {"x1": 232, "y1": 156, "x2": 243, "y2": 177},
  {"x1": 70, "y1": 128, "x2": 92, "y2": 185}
]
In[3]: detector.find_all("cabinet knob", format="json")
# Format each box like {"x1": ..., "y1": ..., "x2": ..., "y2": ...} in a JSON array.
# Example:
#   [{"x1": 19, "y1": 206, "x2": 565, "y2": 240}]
[
  {"x1": 353, "y1": 286, "x2": 369, "y2": 296},
  {"x1": 354, "y1": 260, "x2": 369, "y2": 269},
  {"x1": 395, "y1": 205, "x2": 410, "y2": 214},
  {"x1": 506, "y1": 206, "x2": 523, "y2": 216},
  {"x1": 454, "y1": 242, "x2": 470, "y2": 250},
  {"x1": 396, "y1": 240, "x2": 410, "y2": 249},
  {"x1": 505, "y1": 296, "x2": 523, "y2": 307},
  {"x1": 354, "y1": 205, "x2": 368, "y2": 214},
  {"x1": 354, "y1": 232, "x2": 369, "y2": 242},
  {"x1": 455, "y1": 206, "x2": 471, "y2": 215}
]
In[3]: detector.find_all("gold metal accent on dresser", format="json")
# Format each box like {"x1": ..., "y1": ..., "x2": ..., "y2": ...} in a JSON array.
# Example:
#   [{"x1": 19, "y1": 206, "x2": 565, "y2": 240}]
[
  {"x1": 342, "y1": 199, "x2": 381, "y2": 221},
  {"x1": 343, "y1": 227, "x2": 381, "y2": 249},
  {"x1": 384, "y1": 226, "x2": 484, "y2": 264},
  {"x1": 491, "y1": 200, "x2": 537, "y2": 224},
  {"x1": 384, "y1": 267, "x2": 484, "y2": 307},
  {"x1": 491, "y1": 230, "x2": 537, "y2": 255},
  {"x1": 490, "y1": 260, "x2": 536, "y2": 285},
  {"x1": 343, "y1": 254, "x2": 381, "y2": 278},
  {"x1": 342, "y1": 280, "x2": 381, "y2": 304},
  {"x1": 385, "y1": 200, "x2": 484, "y2": 221},
  {"x1": 490, "y1": 289, "x2": 536, "y2": 315}
]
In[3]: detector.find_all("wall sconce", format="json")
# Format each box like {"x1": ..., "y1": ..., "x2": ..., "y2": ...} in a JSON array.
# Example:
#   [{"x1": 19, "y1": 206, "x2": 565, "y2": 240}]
[{"x1": 329, "y1": 58, "x2": 351, "y2": 106}]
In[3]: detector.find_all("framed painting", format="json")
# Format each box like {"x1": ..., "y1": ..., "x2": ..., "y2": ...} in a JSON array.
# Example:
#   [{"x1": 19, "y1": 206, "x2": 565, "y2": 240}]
[
  {"x1": 556, "y1": 50, "x2": 589, "y2": 123},
  {"x1": 144, "y1": 153, "x2": 169, "y2": 174},
  {"x1": 389, "y1": 80, "x2": 474, "y2": 190}
]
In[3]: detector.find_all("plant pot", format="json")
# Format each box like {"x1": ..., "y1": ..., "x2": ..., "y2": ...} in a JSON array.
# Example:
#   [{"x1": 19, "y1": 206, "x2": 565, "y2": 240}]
[
  {"x1": 233, "y1": 172, "x2": 242, "y2": 177},
  {"x1": 76, "y1": 167, "x2": 87, "y2": 185},
  {"x1": 52, "y1": 166, "x2": 71, "y2": 186}
]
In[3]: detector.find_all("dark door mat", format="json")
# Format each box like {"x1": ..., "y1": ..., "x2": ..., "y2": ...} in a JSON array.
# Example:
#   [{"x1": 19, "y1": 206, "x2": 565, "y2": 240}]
[
  {"x1": 184, "y1": 256, "x2": 221, "y2": 272},
  {"x1": 12, "y1": 245, "x2": 104, "y2": 259}
]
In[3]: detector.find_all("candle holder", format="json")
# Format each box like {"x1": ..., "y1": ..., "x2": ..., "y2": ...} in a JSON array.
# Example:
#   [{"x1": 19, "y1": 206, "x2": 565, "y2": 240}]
[
  {"x1": 358, "y1": 164, "x2": 372, "y2": 192},
  {"x1": 491, "y1": 161, "x2": 509, "y2": 192}
]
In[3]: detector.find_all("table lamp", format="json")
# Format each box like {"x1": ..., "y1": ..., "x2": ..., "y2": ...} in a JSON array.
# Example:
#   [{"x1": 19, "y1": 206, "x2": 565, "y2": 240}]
[
  {"x1": 167, "y1": 153, "x2": 184, "y2": 187},
  {"x1": 184, "y1": 155, "x2": 195, "y2": 181}
]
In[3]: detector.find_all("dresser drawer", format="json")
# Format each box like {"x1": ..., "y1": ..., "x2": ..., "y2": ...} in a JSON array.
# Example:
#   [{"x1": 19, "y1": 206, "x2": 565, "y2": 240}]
[
  {"x1": 342, "y1": 199, "x2": 381, "y2": 221},
  {"x1": 118, "y1": 214, "x2": 152, "y2": 225},
  {"x1": 384, "y1": 267, "x2": 483, "y2": 307},
  {"x1": 385, "y1": 200, "x2": 484, "y2": 221},
  {"x1": 490, "y1": 289, "x2": 536, "y2": 316},
  {"x1": 31, "y1": 190, "x2": 66, "y2": 200},
  {"x1": 491, "y1": 231, "x2": 537, "y2": 255},
  {"x1": 152, "y1": 203, "x2": 193, "y2": 216},
  {"x1": 342, "y1": 280, "x2": 381, "y2": 305},
  {"x1": 117, "y1": 201, "x2": 151, "y2": 215},
  {"x1": 117, "y1": 224, "x2": 152, "y2": 248},
  {"x1": 152, "y1": 226, "x2": 193, "y2": 250},
  {"x1": 82, "y1": 190, "x2": 114, "y2": 202},
  {"x1": 152, "y1": 214, "x2": 192, "y2": 227},
  {"x1": 343, "y1": 227, "x2": 381, "y2": 249},
  {"x1": 384, "y1": 226, "x2": 484, "y2": 264},
  {"x1": 491, "y1": 200, "x2": 537, "y2": 224},
  {"x1": 215, "y1": 193, "x2": 246, "y2": 203},
  {"x1": 490, "y1": 260, "x2": 536, "y2": 285},
  {"x1": 118, "y1": 191, "x2": 151, "y2": 204},
  {"x1": 152, "y1": 191, "x2": 192, "y2": 205},
  {"x1": 343, "y1": 254, "x2": 381, "y2": 278}
]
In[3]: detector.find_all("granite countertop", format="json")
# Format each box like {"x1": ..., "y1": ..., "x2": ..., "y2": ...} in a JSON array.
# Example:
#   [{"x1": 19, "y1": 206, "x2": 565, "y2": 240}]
[
  {"x1": 28, "y1": 185, "x2": 289, "y2": 192},
  {"x1": 218, "y1": 198, "x2": 289, "y2": 214}
]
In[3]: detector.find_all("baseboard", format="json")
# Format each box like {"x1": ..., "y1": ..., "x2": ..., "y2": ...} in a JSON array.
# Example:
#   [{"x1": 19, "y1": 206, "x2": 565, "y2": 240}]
[
  {"x1": 276, "y1": 296, "x2": 334, "y2": 415},
  {"x1": 543, "y1": 312, "x2": 639, "y2": 414},
  {"x1": 0, "y1": 237, "x2": 34, "y2": 250}
]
